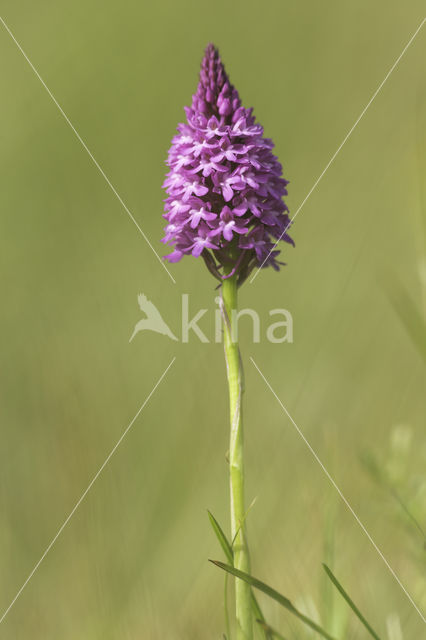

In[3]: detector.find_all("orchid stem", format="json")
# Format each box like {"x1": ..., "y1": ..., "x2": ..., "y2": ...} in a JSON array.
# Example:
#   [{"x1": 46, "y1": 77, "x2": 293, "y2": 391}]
[{"x1": 221, "y1": 273, "x2": 252, "y2": 640}]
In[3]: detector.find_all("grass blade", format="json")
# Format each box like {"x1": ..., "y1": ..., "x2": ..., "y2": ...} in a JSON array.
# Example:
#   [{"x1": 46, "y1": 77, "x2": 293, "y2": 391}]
[
  {"x1": 208, "y1": 512, "x2": 272, "y2": 639},
  {"x1": 322, "y1": 564, "x2": 381, "y2": 639},
  {"x1": 256, "y1": 620, "x2": 289, "y2": 639},
  {"x1": 208, "y1": 511, "x2": 234, "y2": 565},
  {"x1": 210, "y1": 560, "x2": 337, "y2": 640},
  {"x1": 251, "y1": 593, "x2": 273, "y2": 640},
  {"x1": 224, "y1": 571, "x2": 231, "y2": 640}
]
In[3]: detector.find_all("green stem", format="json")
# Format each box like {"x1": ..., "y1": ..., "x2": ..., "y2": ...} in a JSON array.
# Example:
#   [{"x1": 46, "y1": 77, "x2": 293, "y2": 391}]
[{"x1": 221, "y1": 274, "x2": 253, "y2": 640}]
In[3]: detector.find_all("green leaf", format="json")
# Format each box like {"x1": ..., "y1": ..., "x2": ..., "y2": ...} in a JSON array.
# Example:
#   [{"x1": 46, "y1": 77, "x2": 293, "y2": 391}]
[
  {"x1": 251, "y1": 593, "x2": 273, "y2": 640},
  {"x1": 210, "y1": 560, "x2": 337, "y2": 640},
  {"x1": 207, "y1": 511, "x2": 234, "y2": 565},
  {"x1": 322, "y1": 564, "x2": 381, "y2": 640},
  {"x1": 207, "y1": 513, "x2": 272, "y2": 640},
  {"x1": 224, "y1": 571, "x2": 231, "y2": 640},
  {"x1": 256, "y1": 620, "x2": 289, "y2": 640},
  {"x1": 207, "y1": 512, "x2": 232, "y2": 639},
  {"x1": 251, "y1": 592, "x2": 266, "y2": 623}
]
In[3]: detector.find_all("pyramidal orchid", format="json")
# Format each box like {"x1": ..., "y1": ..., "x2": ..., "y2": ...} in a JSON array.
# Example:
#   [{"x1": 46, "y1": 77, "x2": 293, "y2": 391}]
[
  {"x1": 162, "y1": 43, "x2": 293, "y2": 284},
  {"x1": 162, "y1": 44, "x2": 293, "y2": 640}
]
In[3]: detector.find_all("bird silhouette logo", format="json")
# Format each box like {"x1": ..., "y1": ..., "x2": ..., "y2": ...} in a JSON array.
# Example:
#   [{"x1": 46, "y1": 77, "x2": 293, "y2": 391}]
[{"x1": 129, "y1": 294, "x2": 178, "y2": 342}]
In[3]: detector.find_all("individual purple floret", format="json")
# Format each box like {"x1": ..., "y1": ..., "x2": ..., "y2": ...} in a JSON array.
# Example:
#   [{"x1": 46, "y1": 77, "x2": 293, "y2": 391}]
[{"x1": 162, "y1": 44, "x2": 293, "y2": 283}]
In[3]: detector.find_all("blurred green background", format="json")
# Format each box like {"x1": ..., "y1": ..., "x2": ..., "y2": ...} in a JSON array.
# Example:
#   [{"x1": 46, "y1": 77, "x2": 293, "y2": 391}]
[{"x1": 0, "y1": 1, "x2": 425, "y2": 638}]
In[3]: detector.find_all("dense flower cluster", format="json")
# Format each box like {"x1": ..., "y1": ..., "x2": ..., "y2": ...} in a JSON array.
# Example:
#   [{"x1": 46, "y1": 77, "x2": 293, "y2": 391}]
[{"x1": 162, "y1": 44, "x2": 293, "y2": 282}]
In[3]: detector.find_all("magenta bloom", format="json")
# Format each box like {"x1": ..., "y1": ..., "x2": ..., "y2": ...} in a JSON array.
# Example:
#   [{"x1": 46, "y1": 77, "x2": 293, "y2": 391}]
[{"x1": 162, "y1": 44, "x2": 293, "y2": 283}]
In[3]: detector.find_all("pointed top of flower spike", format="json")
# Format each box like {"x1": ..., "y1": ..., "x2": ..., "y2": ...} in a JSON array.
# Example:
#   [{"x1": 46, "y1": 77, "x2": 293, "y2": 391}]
[
  {"x1": 190, "y1": 44, "x2": 241, "y2": 119},
  {"x1": 162, "y1": 44, "x2": 293, "y2": 285}
]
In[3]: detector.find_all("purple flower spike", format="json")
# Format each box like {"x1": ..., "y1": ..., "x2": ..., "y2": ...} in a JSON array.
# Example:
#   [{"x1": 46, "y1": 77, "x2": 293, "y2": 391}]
[{"x1": 162, "y1": 44, "x2": 293, "y2": 284}]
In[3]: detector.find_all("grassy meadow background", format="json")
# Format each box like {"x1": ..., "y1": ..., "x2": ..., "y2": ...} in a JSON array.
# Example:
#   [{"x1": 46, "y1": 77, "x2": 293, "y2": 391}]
[{"x1": 0, "y1": 1, "x2": 425, "y2": 638}]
